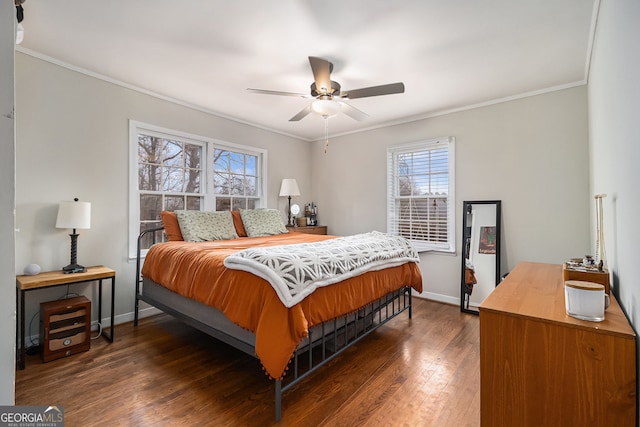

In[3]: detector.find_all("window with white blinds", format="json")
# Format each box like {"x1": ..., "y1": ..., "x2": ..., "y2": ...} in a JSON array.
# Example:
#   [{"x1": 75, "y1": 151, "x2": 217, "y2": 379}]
[{"x1": 387, "y1": 137, "x2": 455, "y2": 252}]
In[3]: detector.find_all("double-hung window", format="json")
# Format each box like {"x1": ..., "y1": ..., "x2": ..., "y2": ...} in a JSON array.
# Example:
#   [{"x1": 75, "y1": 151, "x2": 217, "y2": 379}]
[
  {"x1": 129, "y1": 121, "x2": 266, "y2": 257},
  {"x1": 387, "y1": 137, "x2": 455, "y2": 252}
]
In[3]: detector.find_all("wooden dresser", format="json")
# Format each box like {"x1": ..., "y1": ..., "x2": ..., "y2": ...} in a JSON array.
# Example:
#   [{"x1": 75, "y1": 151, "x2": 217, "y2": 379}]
[{"x1": 479, "y1": 261, "x2": 636, "y2": 426}]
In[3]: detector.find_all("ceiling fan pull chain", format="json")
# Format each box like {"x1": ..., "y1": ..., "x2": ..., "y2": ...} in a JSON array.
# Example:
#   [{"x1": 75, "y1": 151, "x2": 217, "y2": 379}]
[{"x1": 323, "y1": 116, "x2": 330, "y2": 154}]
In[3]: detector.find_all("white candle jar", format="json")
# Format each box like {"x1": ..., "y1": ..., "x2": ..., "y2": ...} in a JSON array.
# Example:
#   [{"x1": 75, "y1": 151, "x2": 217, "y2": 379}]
[{"x1": 564, "y1": 280, "x2": 610, "y2": 322}]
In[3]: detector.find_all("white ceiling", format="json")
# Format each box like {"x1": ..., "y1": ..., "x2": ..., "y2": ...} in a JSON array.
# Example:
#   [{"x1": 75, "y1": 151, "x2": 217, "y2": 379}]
[{"x1": 17, "y1": 0, "x2": 597, "y2": 141}]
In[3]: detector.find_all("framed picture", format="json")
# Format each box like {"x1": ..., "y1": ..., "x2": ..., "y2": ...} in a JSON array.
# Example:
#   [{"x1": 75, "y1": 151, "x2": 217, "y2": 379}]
[{"x1": 479, "y1": 226, "x2": 497, "y2": 254}]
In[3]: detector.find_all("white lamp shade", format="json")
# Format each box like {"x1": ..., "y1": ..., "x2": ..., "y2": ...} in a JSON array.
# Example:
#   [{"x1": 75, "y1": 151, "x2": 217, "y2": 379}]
[
  {"x1": 311, "y1": 99, "x2": 341, "y2": 118},
  {"x1": 56, "y1": 200, "x2": 91, "y2": 229},
  {"x1": 279, "y1": 179, "x2": 301, "y2": 197}
]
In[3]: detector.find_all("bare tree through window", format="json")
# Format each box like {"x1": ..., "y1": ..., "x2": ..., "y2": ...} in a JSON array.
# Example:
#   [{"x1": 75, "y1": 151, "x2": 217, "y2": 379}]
[
  {"x1": 137, "y1": 134, "x2": 203, "y2": 249},
  {"x1": 213, "y1": 149, "x2": 258, "y2": 211},
  {"x1": 135, "y1": 133, "x2": 262, "y2": 250}
]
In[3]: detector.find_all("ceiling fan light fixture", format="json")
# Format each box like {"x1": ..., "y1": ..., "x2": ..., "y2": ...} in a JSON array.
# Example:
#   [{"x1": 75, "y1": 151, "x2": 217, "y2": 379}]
[
  {"x1": 250, "y1": 56, "x2": 404, "y2": 125},
  {"x1": 311, "y1": 99, "x2": 341, "y2": 118}
]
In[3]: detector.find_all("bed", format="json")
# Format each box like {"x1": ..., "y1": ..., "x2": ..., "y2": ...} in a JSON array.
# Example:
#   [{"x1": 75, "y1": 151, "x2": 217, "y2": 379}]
[{"x1": 134, "y1": 209, "x2": 423, "y2": 420}]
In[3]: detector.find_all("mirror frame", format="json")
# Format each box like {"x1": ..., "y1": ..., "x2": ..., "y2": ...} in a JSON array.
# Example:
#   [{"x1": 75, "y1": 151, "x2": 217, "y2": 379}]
[{"x1": 460, "y1": 200, "x2": 502, "y2": 315}]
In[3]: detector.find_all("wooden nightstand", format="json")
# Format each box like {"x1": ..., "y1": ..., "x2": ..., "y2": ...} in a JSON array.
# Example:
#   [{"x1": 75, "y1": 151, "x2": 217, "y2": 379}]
[
  {"x1": 286, "y1": 225, "x2": 328, "y2": 235},
  {"x1": 16, "y1": 265, "x2": 116, "y2": 369}
]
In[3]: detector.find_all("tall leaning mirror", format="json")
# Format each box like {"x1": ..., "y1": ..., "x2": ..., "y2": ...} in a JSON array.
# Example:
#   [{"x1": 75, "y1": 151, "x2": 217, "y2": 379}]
[{"x1": 460, "y1": 200, "x2": 501, "y2": 314}]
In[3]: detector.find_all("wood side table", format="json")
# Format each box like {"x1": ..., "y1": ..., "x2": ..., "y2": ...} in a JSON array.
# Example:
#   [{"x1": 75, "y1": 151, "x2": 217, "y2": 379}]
[
  {"x1": 16, "y1": 265, "x2": 116, "y2": 369},
  {"x1": 286, "y1": 225, "x2": 328, "y2": 235}
]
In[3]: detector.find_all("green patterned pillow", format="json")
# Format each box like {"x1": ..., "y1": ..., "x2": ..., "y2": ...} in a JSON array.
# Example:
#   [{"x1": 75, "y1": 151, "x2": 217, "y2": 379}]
[
  {"x1": 175, "y1": 210, "x2": 238, "y2": 242},
  {"x1": 240, "y1": 209, "x2": 288, "y2": 237}
]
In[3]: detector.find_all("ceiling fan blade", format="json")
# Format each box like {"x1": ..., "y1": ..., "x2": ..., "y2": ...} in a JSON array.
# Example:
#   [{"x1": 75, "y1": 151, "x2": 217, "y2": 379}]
[
  {"x1": 308, "y1": 56, "x2": 333, "y2": 95},
  {"x1": 342, "y1": 82, "x2": 405, "y2": 99},
  {"x1": 289, "y1": 104, "x2": 312, "y2": 121},
  {"x1": 339, "y1": 102, "x2": 369, "y2": 121},
  {"x1": 247, "y1": 88, "x2": 311, "y2": 98}
]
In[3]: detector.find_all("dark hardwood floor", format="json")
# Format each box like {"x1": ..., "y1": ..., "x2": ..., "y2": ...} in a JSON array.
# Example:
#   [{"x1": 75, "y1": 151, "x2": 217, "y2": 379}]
[{"x1": 16, "y1": 298, "x2": 480, "y2": 426}]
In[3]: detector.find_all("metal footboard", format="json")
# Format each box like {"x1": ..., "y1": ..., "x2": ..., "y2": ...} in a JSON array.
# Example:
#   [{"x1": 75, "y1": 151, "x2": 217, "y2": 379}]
[{"x1": 274, "y1": 286, "x2": 412, "y2": 420}]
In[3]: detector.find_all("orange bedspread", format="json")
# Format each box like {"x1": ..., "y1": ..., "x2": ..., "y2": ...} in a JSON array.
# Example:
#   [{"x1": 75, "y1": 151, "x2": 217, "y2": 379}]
[{"x1": 142, "y1": 232, "x2": 423, "y2": 379}]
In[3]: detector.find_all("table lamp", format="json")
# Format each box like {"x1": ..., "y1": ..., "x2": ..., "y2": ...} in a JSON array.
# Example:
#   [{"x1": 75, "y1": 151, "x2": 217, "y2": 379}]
[
  {"x1": 56, "y1": 198, "x2": 91, "y2": 273},
  {"x1": 279, "y1": 179, "x2": 301, "y2": 226}
]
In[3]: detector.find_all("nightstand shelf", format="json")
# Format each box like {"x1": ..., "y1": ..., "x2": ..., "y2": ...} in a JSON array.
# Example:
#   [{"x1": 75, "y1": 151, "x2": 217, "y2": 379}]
[
  {"x1": 286, "y1": 225, "x2": 328, "y2": 235},
  {"x1": 16, "y1": 265, "x2": 116, "y2": 369}
]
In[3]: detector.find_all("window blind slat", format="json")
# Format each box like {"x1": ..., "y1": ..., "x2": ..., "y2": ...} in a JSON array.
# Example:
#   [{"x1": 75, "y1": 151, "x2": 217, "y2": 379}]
[{"x1": 387, "y1": 137, "x2": 455, "y2": 252}]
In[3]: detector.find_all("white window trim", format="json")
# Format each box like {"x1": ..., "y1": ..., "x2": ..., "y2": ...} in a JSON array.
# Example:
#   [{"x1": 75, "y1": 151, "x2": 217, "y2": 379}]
[
  {"x1": 128, "y1": 120, "x2": 268, "y2": 259},
  {"x1": 386, "y1": 137, "x2": 456, "y2": 253}
]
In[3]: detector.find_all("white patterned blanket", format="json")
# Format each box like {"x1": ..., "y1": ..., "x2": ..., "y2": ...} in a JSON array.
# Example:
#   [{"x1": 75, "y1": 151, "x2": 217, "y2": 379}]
[{"x1": 223, "y1": 231, "x2": 420, "y2": 308}]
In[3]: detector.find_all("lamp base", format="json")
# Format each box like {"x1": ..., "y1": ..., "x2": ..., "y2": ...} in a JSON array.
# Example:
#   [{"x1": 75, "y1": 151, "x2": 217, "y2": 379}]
[
  {"x1": 62, "y1": 263, "x2": 86, "y2": 274},
  {"x1": 63, "y1": 231, "x2": 85, "y2": 273}
]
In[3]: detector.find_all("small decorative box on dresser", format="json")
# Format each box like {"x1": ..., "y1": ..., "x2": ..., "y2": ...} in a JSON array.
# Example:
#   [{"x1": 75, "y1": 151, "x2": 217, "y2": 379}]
[
  {"x1": 479, "y1": 262, "x2": 636, "y2": 427},
  {"x1": 286, "y1": 225, "x2": 328, "y2": 235},
  {"x1": 563, "y1": 262, "x2": 611, "y2": 294}
]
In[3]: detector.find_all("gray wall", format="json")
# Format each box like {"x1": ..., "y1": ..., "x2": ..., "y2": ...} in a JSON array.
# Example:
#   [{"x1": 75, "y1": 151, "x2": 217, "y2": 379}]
[
  {"x1": 311, "y1": 86, "x2": 590, "y2": 304},
  {"x1": 14, "y1": 52, "x2": 312, "y2": 332},
  {"x1": 588, "y1": 0, "x2": 640, "y2": 329},
  {"x1": 1, "y1": 0, "x2": 16, "y2": 404}
]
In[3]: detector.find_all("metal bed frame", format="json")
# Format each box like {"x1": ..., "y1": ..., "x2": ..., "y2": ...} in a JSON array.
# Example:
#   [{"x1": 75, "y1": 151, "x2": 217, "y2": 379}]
[{"x1": 134, "y1": 227, "x2": 413, "y2": 421}]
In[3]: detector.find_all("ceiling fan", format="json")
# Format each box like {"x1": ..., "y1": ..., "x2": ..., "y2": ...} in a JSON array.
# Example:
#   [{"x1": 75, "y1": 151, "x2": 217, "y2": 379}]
[{"x1": 247, "y1": 56, "x2": 405, "y2": 122}]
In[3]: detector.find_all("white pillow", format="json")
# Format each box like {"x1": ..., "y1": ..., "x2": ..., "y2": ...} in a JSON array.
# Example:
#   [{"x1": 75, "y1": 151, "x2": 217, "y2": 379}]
[
  {"x1": 239, "y1": 209, "x2": 288, "y2": 237},
  {"x1": 175, "y1": 210, "x2": 238, "y2": 242}
]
